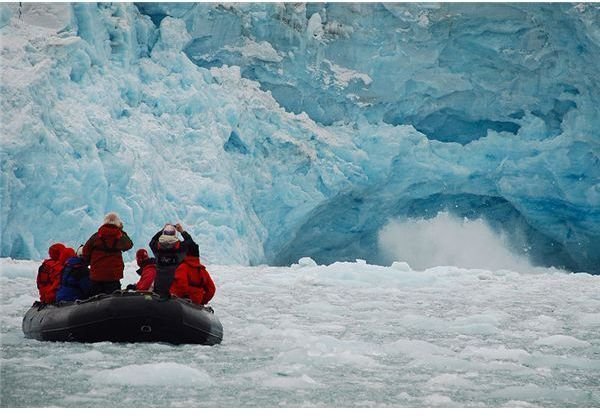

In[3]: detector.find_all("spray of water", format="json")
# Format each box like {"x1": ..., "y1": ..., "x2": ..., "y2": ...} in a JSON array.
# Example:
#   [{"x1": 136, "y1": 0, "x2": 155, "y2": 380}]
[{"x1": 378, "y1": 211, "x2": 535, "y2": 272}]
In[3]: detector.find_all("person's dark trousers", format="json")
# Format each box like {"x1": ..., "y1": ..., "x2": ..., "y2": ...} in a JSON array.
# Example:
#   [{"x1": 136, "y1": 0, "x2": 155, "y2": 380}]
[{"x1": 89, "y1": 281, "x2": 121, "y2": 297}]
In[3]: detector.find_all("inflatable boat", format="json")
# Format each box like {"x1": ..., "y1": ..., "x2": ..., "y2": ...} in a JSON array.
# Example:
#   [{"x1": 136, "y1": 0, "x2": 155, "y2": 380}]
[{"x1": 22, "y1": 291, "x2": 223, "y2": 345}]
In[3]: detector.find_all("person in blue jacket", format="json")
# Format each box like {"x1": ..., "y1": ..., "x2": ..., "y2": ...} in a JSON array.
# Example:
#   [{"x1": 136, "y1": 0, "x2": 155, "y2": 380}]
[{"x1": 56, "y1": 246, "x2": 91, "y2": 302}]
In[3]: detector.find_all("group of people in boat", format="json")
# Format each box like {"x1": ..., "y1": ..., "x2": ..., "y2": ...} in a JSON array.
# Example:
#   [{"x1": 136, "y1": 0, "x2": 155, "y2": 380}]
[{"x1": 36, "y1": 212, "x2": 216, "y2": 305}]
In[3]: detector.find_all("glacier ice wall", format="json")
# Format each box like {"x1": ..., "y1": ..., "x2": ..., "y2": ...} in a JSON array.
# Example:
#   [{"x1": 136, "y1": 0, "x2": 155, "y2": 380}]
[{"x1": 1, "y1": 3, "x2": 599, "y2": 273}]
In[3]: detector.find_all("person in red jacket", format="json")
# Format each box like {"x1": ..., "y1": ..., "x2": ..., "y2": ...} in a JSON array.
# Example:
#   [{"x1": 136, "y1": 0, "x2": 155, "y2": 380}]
[
  {"x1": 82, "y1": 212, "x2": 133, "y2": 296},
  {"x1": 36, "y1": 243, "x2": 66, "y2": 304},
  {"x1": 171, "y1": 238, "x2": 216, "y2": 305},
  {"x1": 132, "y1": 248, "x2": 157, "y2": 291}
]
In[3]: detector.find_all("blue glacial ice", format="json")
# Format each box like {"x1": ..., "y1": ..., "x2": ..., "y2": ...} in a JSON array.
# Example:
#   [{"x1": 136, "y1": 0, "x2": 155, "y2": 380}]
[{"x1": 1, "y1": 3, "x2": 599, "y2": 272}]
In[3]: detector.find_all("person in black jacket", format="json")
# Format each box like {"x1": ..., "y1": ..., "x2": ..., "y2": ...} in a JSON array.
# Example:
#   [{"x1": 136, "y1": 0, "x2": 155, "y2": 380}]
[{"x1": 149, "y1": 223, "x2": 192, "y2": 297}]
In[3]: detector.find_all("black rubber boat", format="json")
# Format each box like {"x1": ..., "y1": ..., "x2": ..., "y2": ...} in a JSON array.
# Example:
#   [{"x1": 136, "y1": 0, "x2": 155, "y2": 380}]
[{"x1": 22, "y1": 291, "x2": 223, "y2": 345}]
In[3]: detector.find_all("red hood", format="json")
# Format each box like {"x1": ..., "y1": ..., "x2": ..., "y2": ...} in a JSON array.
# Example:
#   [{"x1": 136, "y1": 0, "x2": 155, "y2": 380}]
[
  {"x1": 98, "y1": 224, "x2": 123, "y2": 239},
  {"x1": 48, "y1": 243, "x2": 66, "y2": 260},
  {"x1": 58, "y1": 247, "x2": 76, "y2": 265}
]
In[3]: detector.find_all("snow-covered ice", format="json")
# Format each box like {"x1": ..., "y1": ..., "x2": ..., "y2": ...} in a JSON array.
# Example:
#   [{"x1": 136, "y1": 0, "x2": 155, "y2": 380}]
[{"x1": 1, "y1": 258, "x2": 599, "y2": 407}]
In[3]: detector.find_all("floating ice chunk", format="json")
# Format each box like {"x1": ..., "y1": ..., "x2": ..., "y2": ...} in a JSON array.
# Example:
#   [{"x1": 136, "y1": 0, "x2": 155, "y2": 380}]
[
  {"x1": 453, "y1": 323, "x2": 500, "y2": 335},
  {"x1": 490, "y1": 383, "x2": 588, "y2": 404},
  {"x1": 391, "y1": 261, "x2": 412, "y2": 271},
  {"x1": 526, "y1": 353, "x2": 600, "y2": 370},
  {"x1": 460, "y1": 345, "x2": 530, "y2": 362},
  {"x1": 454, "y1": 312, "x2": 507, "y2": 326},
  {"x1": 400, "y1": 314, "x2": 449, "y2": 332},
  {"x1": 427, "y1": 373, "x2": 474, "y2": 388},
  {"x1": 503, "y1": 400, "x2": 537, "y2": 407},
  {"x1": 383, "y1": 338, "x2": 454, "y2": 358},
  {"x1": 297, "y1": 257, "x2": 317, "y2": 267},
  {"x1": 92, "y1": 362, "x2": 211, "y2": 387},
  {"x1": 522, "y1": 315, "x2": 563, "y2": 331},
  {"x1": 66, "y1": 350, "x2": 105, "y2": 362},
  {"x1": 421, "y1": 394, "x2": 455, "y2": 406},
  {"x1": 262, "y1": 373, "x2": 320, "y2": 389},
  {"x1": 533, "y1": 335, "x2": 591, "y2": 348},
  {"x1": 579, "y1": 313, "x2": 600, "y2": 327}
]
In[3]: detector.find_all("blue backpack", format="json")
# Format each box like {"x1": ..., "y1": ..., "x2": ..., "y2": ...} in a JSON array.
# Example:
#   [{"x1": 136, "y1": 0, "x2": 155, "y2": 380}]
[{"x1": 56, "y1": 257, "x2": 91, "y2": 302}]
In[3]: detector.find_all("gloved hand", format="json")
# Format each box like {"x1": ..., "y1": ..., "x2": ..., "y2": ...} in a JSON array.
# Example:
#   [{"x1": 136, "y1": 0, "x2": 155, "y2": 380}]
[{"x1": 125, "y1": 284, "x2": 136, "y2": 291}]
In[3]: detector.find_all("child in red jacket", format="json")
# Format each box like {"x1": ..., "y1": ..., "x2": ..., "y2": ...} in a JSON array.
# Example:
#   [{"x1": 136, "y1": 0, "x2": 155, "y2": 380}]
[
  {"x1": 133, "y1": 249, "x2": 157, "y2": 291},
  {"x1": 36, "y1": 243, "x2": 66, "y2": 304}
]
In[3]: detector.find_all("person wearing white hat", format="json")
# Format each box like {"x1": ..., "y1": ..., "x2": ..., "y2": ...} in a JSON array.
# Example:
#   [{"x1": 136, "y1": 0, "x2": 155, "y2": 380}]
[
  {"x1": 81, "y1": 212, "x2": 133, "y2": 296},
  {"x1": 149, "y1": 222, "x2": 193, "y2": 297}
]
